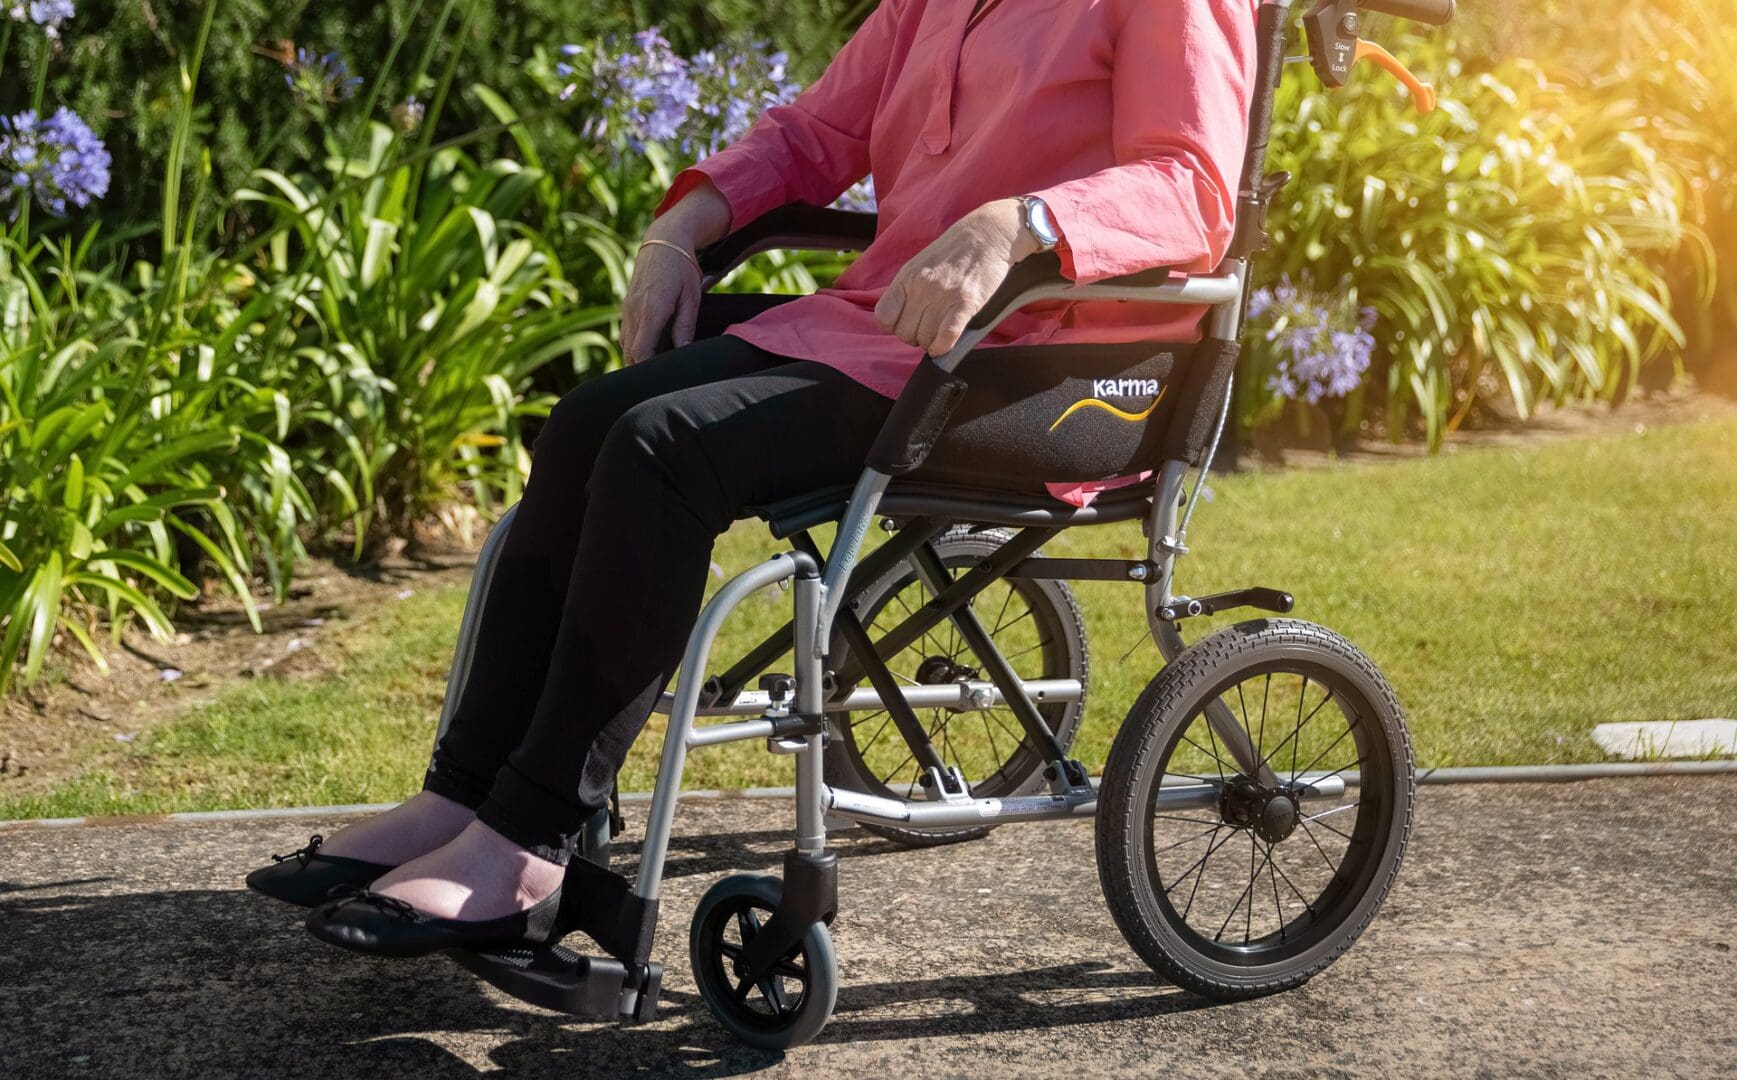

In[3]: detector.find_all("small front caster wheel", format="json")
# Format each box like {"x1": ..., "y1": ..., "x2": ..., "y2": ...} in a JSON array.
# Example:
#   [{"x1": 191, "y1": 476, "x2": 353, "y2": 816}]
[{"x1": 690, "y1": 873, "x2": 837, "y2": 1049}]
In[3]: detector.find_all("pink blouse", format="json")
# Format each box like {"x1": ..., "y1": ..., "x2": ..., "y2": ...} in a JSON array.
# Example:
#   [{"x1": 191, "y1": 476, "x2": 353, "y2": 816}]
[{"x1": 658, "y1": 0, "x2": 1258, "y2": 497}]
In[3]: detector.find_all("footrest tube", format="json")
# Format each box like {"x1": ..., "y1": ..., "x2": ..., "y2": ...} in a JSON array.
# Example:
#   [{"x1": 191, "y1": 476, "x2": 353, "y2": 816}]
[{"x1": 451, "y1": 944, "x2": 664, "y2": 1022}]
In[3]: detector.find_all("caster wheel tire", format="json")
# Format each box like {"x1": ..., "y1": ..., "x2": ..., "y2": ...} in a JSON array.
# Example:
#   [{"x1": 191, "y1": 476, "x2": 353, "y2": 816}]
[
  {"x1": 827, "y1": 525, "x2": 1089, "y2": 848},
  {"x1": 690, "y1": 874, "x2": 838, "y2": 1050},
  {"x1": 1096, "y1": 619, "x2": 1414, "y2": 1001}
]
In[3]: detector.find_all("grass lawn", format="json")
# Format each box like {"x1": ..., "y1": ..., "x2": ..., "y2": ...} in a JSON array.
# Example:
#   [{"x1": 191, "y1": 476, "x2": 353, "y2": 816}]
[{"x1": 5, "y1": 416, "x2": 1736, "y2": 820}]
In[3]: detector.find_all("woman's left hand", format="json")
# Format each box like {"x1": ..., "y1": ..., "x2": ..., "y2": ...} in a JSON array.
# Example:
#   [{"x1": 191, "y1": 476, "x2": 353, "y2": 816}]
[{"x1": 875, "y1": 198, "x2": 1041, "y2": 357}]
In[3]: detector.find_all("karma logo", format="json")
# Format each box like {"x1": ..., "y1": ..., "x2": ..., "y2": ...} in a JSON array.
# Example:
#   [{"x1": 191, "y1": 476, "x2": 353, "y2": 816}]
[{"x1": 1049, "y1": 382, "x2": 1167, "y2": 432}]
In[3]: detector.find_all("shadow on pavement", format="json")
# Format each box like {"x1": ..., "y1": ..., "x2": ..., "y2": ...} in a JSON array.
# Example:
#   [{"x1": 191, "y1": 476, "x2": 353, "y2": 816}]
[{"x1": 0, "y1": 824, "x2": 1205, "y2": 1077}]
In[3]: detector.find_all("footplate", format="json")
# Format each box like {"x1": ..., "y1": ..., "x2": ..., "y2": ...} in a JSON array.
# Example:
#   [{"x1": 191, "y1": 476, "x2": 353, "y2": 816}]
[{"x1": 452, "y1": 943, "x2": 663, "y2": 1023}]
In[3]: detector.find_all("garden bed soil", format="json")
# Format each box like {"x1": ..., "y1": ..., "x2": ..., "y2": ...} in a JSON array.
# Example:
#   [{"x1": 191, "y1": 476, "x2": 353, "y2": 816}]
[{"x1": 2, "y1": 386, "x2": 1733, "y2": 807}]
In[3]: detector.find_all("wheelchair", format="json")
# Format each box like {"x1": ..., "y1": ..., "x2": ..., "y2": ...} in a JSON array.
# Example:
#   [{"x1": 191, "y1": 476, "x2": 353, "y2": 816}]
[{"x1": 428, "y1": 0, "x2": 1451, "y2": 1049}]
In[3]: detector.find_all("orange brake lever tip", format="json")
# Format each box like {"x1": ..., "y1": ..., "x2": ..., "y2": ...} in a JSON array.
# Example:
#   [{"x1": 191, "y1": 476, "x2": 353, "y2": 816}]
[{"x1": 1354, "y1": 39, "x2": 1438, "y2": 115}]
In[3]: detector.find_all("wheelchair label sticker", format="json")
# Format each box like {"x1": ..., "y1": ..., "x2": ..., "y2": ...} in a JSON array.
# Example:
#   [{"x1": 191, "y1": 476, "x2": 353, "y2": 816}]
[
  {"x1": 978, "y1": 799, "x2": 1003, "y2": 817},
  {"x1": 1049, "y1": 383, "x2": 1167, "y2": 432}
]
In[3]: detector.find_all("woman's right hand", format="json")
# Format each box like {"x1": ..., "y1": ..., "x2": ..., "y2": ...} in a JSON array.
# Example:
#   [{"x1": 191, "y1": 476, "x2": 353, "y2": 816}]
[{"x1": 620, "y1": 179, "x2": 733, "y2": 364}]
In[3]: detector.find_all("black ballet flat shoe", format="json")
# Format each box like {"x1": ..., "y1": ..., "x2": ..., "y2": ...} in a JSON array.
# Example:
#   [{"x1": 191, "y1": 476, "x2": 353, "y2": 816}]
[
  {"x1": 303, "y1": 879, "x2": 572, "y2": 959},
  {"x1": 245, "y1": 835, "x2": 395, "y2": 909}
]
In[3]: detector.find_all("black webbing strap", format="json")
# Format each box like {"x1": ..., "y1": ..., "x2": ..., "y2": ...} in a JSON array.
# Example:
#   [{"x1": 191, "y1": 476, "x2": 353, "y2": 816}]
[
  {"x1": 1158, "y1": 338, "x2": 1241, "y2": 465},
  {"x1": 866, "y1": 354, "x2": 970, "y2": 475},
  {"x1": 563, "y1": 856, "x2": 659, "y2": 965}
]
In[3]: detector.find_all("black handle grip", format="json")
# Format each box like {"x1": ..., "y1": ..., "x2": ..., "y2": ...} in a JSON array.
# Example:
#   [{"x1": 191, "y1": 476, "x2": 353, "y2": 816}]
[{"x1": 1359, "y1": 0, "x2": 1455, "y2": 26}]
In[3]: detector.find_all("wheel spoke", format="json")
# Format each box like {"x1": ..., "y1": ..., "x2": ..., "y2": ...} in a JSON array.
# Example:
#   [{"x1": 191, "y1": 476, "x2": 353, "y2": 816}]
[
  {"x1": 1292, "y1": 722, "x2": 1354, "y2": 781},
  {"x1": 1153, "y1": 822, "x2": 1223, "y2": 856},
  {"x1": 1267, "y1": 843, "x2": 1287, "y2": 942},
  {"x1": 1298, "y1": 818, "x2": 1344, "y2": 874},
  {"x1": 1256, "y1": 674, "x2": 1272, "y2": 764},
  {"x1": 990, "y1": 598, "x2": 1034, "y2": 639},
  {"x1": 1269, "y1": 851, "x2": 1317, "y2": 917},
  {"x1": 1307, "y1": 758, "x2": 1367, "y2": 789},
  {"x1": 856, "y1": 711, "x2": 893, "y2": 756},
  {"x1": 988, "y1": 582, "x2": 1017, "y2": 640},
  {"x1": 1304, "y1": 811, "x2": 1358, "y2": 843},
  {"x1": 1243, "y1": 831, "x2": 1256, "y2": 943},
  {"x1": 1151, "y1": 811, "x2": 1225, "y2": 825},
  {"x1": 1181, "y1": 731, "x2": 1236, "y2": 776},
  {"x1": 1264, "y1": 691, "x2": 1340, "y2": 774},
  {"x1": 981, "y1": 711, "x2": 1004, "y2": 765},
  {"x1": 1168, "y1": 825, "x2": 1237, "y2": 901},
  {"x1": 1204, "y1": 720, "x2": 1229, "y2": 783},
  {"x1": 1002, "y1": 635, "x2": 1053, "y2": 664},
  {"x1": 757, "y1": 974, "x2": 790, "y2": 1016},
  {"x1": 1178, "y1": 826, "x2": 1234, "y2": 920},
  {"x1": 1213, "y1": 834, "x2": 1259, "y2": 943}
]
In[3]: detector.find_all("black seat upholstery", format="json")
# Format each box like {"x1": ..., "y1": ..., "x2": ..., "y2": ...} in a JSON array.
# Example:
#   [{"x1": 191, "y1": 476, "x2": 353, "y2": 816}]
[{"x1": 749, "y1": 478, "x2": 1154, "y2": 540}]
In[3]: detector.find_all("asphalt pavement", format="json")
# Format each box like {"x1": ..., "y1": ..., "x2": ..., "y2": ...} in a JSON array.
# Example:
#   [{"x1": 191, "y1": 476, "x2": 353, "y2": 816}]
[{"x1": 1, "y1": 776, "x2": 1732, "y2": 1078}]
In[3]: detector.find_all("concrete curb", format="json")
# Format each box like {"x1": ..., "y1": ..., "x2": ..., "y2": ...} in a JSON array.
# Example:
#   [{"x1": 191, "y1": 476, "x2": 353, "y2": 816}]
[{"x1": 2, "y1": 760, "x2": 1734, "y2": 832}]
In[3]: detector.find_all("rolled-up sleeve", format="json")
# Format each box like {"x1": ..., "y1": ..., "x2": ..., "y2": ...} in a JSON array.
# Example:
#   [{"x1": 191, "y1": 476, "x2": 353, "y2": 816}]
[
  {"x1": 655, "y1": 0, "x2": 903, "y2": 228},
  {"x1": 1032, "y1": 0, "x2": 1254, "y2": 283}
]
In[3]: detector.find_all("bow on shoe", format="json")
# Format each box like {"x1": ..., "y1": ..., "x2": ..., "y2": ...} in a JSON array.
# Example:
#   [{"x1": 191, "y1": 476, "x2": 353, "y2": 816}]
[
  {"x1": 324, "y1": 884, "x2": 423, "y2": 921},
  {"x1": 271, "y1": 834, "x2": 325, "y2": 867}
]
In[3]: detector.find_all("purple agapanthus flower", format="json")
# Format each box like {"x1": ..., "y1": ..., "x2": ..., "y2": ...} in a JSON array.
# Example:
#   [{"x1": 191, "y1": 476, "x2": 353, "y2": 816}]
[
  {"x1": 0, "y1": 108, "x2": 111, "y2": 217},
  {"x1": 558, "y1": 29, "x2": 802, "y2": 159},
  {"x1": 8, "y1": 0, "x2": 74, "y2": 38},
  {"x1": 285, "y1": 48, "x2": 363, "y2": 108},
  {"x1": 687, "y1": 46, "x2": 800, "y2": 154},
  {"x1": 1249, "y1": 276, "x2": 1377, "y2": 405}
]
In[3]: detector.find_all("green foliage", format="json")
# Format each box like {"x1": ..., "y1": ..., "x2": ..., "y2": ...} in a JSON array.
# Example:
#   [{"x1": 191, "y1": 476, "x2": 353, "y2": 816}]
[
  {"x1": 236, "y1": 119, "x2": 614, "y2": 546},
  {"x1": 2, "y1": 0, "x2": 1733, "y2": 695},
  {"x1": 1250, "y1": 35, "x2": 1690, "y2": 446},
  {"x1": 0, "y1": 0, "x2": 867, "y2": 247},
  {"x1": 0, "y1": 234, "x2": 296, "y2": 696}
]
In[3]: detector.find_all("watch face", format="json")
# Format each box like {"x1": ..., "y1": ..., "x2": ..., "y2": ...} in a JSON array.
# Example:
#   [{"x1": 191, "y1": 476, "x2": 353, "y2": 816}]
[{"x1": 1025, "y1": 197, "x2": 1060, "y2": 248}]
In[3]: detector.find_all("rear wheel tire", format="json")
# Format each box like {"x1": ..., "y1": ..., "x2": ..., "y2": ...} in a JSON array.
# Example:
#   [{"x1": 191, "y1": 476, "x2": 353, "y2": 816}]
[
  {"x1": 1096, "y1": 618, "x2": 1413, "y2": 1000},
  {"x1": 825, "y1": 526, "x2": 1089, "y2": 847}
]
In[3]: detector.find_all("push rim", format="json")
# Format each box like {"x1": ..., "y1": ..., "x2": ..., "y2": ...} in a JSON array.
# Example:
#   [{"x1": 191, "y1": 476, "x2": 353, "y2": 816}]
[
  {"x1": 1145, "y1": 661, "x2": 1395, "y2": 967},
  {"x1": 836, "y1": 552, "x2": 1076, "y2": 799}
]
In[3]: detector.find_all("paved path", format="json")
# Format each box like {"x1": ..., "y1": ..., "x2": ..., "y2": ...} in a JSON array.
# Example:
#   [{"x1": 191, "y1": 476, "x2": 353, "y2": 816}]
[{"x1": 2, "y1": 777, "x2": 1732, "y2": 1078}]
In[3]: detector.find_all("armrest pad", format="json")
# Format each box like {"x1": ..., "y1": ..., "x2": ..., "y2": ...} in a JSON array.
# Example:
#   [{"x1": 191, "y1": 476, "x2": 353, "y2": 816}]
[{"x1": 696, "y1": 205, "x2": 879, "y2": 278}]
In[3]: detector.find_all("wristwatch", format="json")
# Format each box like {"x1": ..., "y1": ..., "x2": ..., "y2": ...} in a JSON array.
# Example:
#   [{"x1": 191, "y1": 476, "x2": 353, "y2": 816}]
[{"x1": 1017, "y1": 195, "x2": 1062, "y2": 252}]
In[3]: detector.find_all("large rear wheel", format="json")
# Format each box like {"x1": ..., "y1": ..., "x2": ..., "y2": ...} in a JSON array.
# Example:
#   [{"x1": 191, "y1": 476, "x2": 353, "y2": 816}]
[{"x1": 1096, "y1": 619, "x2": 1413, "y2": 999}]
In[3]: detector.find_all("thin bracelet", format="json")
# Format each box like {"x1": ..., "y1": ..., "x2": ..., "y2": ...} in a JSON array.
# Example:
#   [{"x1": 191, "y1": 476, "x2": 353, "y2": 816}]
[{"x1": 638, "y1": 238, "x2": 703, "y2": 276}]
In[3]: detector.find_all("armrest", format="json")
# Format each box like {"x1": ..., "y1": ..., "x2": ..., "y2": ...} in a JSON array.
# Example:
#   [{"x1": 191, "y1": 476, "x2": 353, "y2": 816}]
[
  {"x1": 696, "y1": 205, "x2": 879, "y2": 285},
  {"x1": 964, "y1": 253, "x2": 1180, "y2": 331}
]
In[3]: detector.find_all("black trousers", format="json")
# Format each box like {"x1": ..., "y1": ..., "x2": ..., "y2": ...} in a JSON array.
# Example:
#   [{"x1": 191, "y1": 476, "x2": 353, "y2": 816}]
[{"x1": 423, "y1": 334, "x2": 894, "y2": 862}]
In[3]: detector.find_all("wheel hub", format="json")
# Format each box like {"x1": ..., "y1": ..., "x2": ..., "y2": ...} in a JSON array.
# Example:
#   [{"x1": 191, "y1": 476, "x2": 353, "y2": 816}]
[
  {"x1": 915, "y1": 656, "x2": 979, "y2": 684},
  {"x1": 1257, "y1": 793, "x2": 1300, "y2": 843},
  {"x1": 1219, "y1": 777, "x2": 1301, "y2": 843}
]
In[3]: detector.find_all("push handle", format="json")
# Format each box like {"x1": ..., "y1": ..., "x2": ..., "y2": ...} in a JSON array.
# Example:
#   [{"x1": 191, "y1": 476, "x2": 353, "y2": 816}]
[{"x1": 1359, "y1": 0, "x2": 1455, "y2": 26}]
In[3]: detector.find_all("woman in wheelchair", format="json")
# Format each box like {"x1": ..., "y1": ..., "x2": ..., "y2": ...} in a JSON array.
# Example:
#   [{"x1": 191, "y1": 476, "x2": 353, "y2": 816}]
[
  {"x1": 249, "y1": 0, "x2": 1259, "y2": 946},
  {"x1": 249, "y1": 2, "x2": 1445, "y2": 1040}
]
